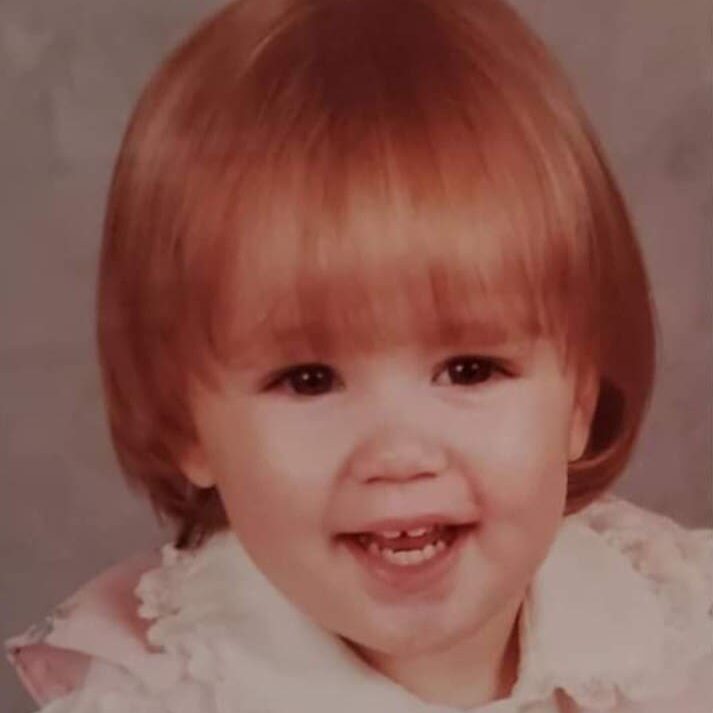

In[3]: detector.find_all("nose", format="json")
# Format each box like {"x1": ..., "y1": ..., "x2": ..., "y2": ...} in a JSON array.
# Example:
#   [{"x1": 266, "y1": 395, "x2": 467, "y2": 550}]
[{"x1": 346, "y1": 426, "x2": 450, "y2": 484}]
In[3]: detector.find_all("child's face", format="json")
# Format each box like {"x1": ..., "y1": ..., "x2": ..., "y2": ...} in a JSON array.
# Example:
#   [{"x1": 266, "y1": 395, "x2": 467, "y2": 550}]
[{"x1": 184, "y1": 329, "x2": 593, "y2": 659}]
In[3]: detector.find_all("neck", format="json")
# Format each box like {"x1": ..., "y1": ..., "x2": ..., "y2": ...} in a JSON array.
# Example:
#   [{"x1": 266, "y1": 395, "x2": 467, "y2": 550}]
[{"x1": 353, "y1": 597, "x2": 522, "y2": 710}]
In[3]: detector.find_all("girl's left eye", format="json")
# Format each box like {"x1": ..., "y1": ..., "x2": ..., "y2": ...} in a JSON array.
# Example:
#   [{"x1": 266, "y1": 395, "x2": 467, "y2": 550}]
[
  {"x1": 433, "y1": 355, "x2": 506, "y2": 387},
  {"x1": 266, "y1": 363, "x2": 340, "y2": 397}
]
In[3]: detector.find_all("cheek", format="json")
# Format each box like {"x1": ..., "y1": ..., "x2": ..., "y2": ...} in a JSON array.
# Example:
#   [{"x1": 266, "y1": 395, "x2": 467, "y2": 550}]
[
  {"x1": 207, "y1": 406, "x2": 337, "y2": 534},
  {"x1": 462, "y1": 388, "x2": 572, "y2": 514},
  {"x1": 455, "y1": 387, "x2": 573, "y2": 580}
]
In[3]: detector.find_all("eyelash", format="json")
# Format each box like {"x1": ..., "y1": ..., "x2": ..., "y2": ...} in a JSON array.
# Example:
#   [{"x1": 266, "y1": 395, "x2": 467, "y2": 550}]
[{"x1": 264, "y1": 356, "x2": 511, "y2": 397}]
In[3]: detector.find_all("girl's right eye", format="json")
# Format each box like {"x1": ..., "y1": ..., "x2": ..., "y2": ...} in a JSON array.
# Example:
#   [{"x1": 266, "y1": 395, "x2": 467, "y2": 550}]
[{"x1": 266, "y1": 363, "x2": 339, "y2": 397}]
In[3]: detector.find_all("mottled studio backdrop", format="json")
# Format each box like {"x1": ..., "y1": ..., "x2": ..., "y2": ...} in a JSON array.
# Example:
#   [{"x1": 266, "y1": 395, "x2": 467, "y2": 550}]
[{"x1": 1, "y1": 1, "x2": 711, "y2": 711}]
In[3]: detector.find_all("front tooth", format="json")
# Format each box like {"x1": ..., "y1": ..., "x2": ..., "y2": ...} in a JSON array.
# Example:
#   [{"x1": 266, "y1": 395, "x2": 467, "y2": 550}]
[
  {"x1": 379, "y1": 530, "x2": 402, "y2": 539},
  {"x1": 405, "y1": 527, "x2": 429, "y2": 537}
]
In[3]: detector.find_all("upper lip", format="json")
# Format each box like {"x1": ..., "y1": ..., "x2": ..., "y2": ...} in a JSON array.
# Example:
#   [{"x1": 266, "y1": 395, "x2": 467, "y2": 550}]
[{"x1": 341, "y1": 513, "x2": 477, "y2": 535}]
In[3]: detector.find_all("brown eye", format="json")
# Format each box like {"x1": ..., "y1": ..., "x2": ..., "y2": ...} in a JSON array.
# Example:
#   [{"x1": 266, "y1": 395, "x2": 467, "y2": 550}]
[
  {"x1": 271, "y1": 363, "x2": 338, "y2": 396},
  {"x1": 435, "y1": 356, "x2": 501, "y2": 386}
]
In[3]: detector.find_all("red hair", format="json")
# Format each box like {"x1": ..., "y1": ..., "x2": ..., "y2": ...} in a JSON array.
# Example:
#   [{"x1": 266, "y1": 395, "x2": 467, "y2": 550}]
[{"x1": 98, "y1": 0, "x2": 656, "y2": 548}]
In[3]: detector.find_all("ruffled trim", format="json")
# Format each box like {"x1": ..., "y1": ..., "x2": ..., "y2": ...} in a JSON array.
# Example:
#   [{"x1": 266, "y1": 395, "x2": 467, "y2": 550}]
[
  {"x1": 513, "y1": 496, "x2": 713, "y2": 711},
  {"x1": 574, "y1": 497, "x2": 713, "y2": 704}
]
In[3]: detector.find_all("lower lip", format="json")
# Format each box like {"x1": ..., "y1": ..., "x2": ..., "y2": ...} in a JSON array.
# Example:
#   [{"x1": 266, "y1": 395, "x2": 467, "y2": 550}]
[{"x1": 339, "y1": 525, "x2": 475, "y2": 596}]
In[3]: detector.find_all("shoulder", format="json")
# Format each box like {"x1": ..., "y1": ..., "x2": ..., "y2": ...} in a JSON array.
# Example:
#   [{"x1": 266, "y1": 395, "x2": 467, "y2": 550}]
[
  {"x1": 516, "y1": 495, "x2": 712, "y2": 712},
  {"x1": 571, "y1": 495, "x2": 712, "y2": 639},
  {"x1": 572, "y1": 494, "x2": 713, "y2": 560},
  {"x1": 4, "y1": 548, "x2": 188, "y2": 711},
  {"x1": 569, "y1": 496, "x2": 713, "y2": 711}
]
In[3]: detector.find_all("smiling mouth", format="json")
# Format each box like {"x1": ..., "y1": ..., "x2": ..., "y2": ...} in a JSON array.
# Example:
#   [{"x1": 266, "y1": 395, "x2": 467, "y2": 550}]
[
  {"x1": 351, "y1": 524, "x2": 464, "y2": 566},
  {"x1": 337, "y1": 522, "x2": 475, "y2": 591}
]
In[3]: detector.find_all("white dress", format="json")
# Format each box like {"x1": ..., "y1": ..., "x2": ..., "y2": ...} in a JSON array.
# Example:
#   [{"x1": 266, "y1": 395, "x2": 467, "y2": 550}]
[{"x1": 6, "y1": 496, "x2": 713, "y2": 713}]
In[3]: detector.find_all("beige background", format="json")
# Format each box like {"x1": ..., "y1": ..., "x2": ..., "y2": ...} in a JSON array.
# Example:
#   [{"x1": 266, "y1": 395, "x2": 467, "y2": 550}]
[{"x1": 1, "y1": 1, "x2": 711, "y2": 711}]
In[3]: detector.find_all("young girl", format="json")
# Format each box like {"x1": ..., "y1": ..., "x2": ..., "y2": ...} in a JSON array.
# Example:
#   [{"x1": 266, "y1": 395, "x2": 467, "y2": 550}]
[{"x1": 7, "y1": 0, "x2": 712, "y2": 711}]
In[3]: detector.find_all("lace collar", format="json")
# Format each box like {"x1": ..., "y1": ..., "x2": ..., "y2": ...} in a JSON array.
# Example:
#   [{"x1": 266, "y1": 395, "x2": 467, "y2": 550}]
[{"x1": 135, "y1": 498, "x2": 712, "y2": 712}]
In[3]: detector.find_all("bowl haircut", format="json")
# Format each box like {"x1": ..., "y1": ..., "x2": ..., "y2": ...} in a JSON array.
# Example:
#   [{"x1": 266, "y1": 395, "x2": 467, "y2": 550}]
[{"x1": 98, "y1": 0, "x2": 656, "y2": 549}]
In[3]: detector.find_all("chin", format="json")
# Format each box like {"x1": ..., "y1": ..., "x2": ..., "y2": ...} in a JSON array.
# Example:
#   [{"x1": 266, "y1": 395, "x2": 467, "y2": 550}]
[{"x1": 345, "y1": 612, "x2": 470, "y2": 660}]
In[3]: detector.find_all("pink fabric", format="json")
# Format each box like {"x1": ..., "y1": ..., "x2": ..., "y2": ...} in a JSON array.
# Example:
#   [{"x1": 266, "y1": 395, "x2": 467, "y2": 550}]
[
  {"x1": 9, "y1": 643, "x2": 91, "y2": 706},
  {"x1": 5, "y1": 550, "x2": 161, "y2": 706}
]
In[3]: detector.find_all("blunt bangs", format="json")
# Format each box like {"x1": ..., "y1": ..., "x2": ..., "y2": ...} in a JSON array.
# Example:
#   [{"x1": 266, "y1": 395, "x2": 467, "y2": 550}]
[{"x1": 206, "y1": 139, "x2": 590, "y2": 376}]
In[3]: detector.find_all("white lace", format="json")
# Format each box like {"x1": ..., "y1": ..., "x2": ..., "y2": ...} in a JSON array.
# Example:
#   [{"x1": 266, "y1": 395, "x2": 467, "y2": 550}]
[{"x1": 36, "y1": 496, "x2": 713, "y2": 713}]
